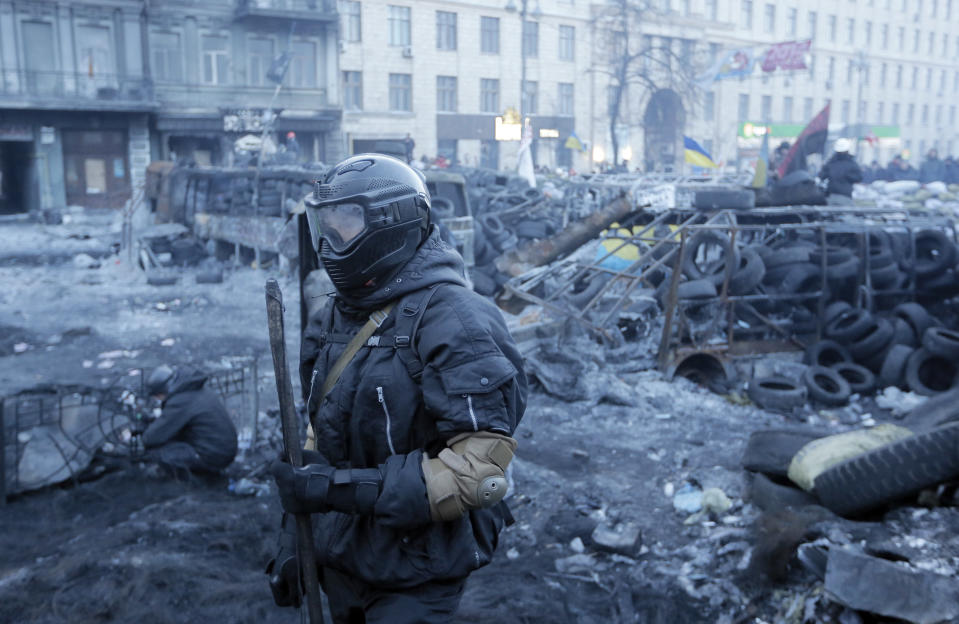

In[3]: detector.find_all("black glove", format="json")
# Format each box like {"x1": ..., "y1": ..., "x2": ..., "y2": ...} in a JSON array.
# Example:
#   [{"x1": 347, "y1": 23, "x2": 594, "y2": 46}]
[
  {"x1": 265, "y1": 513, "x2": 303, "y2": 608},
  {"x1": 270, "y1": 451, "x2": 383, "y2": 516}
]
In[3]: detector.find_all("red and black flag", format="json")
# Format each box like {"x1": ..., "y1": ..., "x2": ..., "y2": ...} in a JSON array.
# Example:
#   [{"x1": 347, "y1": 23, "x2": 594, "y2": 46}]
[{"x1": 777, "y1": 102, "x2": 830, "y2": 179}]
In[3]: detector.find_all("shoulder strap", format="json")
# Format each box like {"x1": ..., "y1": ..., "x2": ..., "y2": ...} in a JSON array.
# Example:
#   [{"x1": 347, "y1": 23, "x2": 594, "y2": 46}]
[
  {"x1": 319, "y1": 303, "x2": 394, "y2": 402},
  {"x1": 393, "y1": 284, "x2": 446, "y2": 381}
]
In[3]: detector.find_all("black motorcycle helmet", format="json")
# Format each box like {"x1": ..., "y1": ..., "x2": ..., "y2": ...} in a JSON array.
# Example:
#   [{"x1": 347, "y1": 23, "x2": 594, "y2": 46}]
[{"x1": 305, "y1": 153, "x2": 431, "y2": 295}]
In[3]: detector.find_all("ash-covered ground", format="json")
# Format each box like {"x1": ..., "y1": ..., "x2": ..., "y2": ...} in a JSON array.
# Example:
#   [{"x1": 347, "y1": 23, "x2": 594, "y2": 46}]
[{"x1": 2, "y1": 211, "x2": 959, "y2": 623}]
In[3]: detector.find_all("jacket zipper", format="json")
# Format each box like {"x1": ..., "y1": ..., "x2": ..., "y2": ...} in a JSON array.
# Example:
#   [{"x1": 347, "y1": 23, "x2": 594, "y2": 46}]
[
  {"x1": 376, "y1": 386, "x2": 397, "y2": 455},
  {"x1": 306, "y1": 369, "x2": 319, "y2": 410},
  {"x1": 466, "y1": 394, "x2": 478, "y2": 431}
]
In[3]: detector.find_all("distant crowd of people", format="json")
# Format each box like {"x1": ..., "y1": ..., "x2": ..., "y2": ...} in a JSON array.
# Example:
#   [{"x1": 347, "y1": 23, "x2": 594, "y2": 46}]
[{"x1": 861, "y1": 149, "x2": 959, "y2": 184}]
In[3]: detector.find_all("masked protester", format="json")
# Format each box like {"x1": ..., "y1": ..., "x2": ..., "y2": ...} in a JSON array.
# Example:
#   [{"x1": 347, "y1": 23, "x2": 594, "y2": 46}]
[
  {"x1": 142, "y1": 365, "x2": 238, "y2": 474},
  {"x1": 267, "y1": 154, "x2": 527, "y2": 623},
  {"x1": 818, "y1": 138, "x2": 862, "y2": 205}
]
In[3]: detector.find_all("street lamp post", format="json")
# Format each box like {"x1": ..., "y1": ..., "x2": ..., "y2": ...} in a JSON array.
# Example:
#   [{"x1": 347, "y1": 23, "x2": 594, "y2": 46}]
[{"x1": 506, "y1": 0, "x2": 541, "y2": 123}]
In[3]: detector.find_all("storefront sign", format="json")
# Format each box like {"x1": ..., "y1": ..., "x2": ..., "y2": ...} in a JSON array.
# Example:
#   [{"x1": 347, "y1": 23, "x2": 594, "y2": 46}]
[
  {"x1": 0, "y1": 124, "x2": 32, "y2": 141},
  {"x1": 223, "y1": 109, "x2": 278, "y2": 133},
  {"x1": 539, "y1": 128, "x2": 559, "y2": 139},
  {"x1": 494, "y1": 116, "x2": 521, "y2": 141}
]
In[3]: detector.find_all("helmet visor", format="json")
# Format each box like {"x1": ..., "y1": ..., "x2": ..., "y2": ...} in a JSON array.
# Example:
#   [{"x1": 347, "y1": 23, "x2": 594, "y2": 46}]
[{"x1": 309, "y1": 202, "x2": 367, "y2": 252}]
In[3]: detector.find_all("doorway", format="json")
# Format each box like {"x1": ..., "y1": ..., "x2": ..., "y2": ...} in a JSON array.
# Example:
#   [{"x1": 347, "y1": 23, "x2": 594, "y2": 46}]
[
  {"x1": 62, "y1": 130, "x2": 131, "y2": 209},
  {"x1": 0, "y1": 141, "x2": 32, "y2": 214}
]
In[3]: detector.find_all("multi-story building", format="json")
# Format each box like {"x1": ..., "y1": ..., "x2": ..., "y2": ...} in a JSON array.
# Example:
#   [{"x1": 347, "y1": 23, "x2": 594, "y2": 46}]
[
  {"x1": 0, "y1": 0, "x2": 342, "y2": 216},
  {"x1": 337, "y1": 0, "x2": 595, "y2": 173}
]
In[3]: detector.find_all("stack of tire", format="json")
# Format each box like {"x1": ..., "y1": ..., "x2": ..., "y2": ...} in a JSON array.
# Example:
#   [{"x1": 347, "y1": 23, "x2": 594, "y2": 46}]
[{"x1": 256, "y1": 178, "x2": 283, "y2": 217}]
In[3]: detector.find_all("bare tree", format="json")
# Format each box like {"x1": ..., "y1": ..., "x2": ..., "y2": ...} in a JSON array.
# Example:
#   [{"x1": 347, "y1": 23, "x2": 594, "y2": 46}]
[{"x1": 592, "y1": 0, "x2": 702, "y2": 168}]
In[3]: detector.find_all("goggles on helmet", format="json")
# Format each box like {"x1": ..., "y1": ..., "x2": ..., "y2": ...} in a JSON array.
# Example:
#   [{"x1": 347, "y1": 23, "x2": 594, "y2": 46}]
[{"x1": 307, "y1": 201, "x2": 367, "y2": 253}]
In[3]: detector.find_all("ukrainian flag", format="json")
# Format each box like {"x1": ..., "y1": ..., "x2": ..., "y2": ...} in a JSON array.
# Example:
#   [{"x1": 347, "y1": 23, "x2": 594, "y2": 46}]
[
  {"x1": 683, "y1": 136, "x2": 718, "y2": 169},
  {"x1": 565, "y1": 132, "x2": 586, "y2": 152}
]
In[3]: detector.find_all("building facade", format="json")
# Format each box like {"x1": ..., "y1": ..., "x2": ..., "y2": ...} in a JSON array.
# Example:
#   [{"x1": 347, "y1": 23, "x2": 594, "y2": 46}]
[
  {"x1": 0, "y1": 0, "x2": 342, "y2": 215},
  {"x1": 336, "y1": 0, "x2": 596, "y2": 173}
]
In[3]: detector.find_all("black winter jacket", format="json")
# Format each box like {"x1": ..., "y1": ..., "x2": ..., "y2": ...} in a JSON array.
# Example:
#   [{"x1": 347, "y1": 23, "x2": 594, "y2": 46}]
[
  {"x1": 819, "y1": 153, "x2": 863, "y2": 197},
  {"x1": 299, "y1": 228, "x2": 528, "y2": 588},
  {"x1": 142, "y1": 371, "x2": 238, "y2": 469},
  {"x1": 920, "y1": 157, "x2": 947, "y2": 184}
]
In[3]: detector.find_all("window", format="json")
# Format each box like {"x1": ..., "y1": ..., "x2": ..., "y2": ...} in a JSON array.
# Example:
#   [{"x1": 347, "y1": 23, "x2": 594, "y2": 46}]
[
  {"x1": 436, "y1": 11, "x2": 456, "y2": 50},
  {"x1": 558, "y1": 82, "x2": 574, "y2": 115},
  {"x1": 846, "y1": 18, "x2": 855, "y2": 43},
  {"x1": 761, "y1": 95, "x2": 772, "y2": 120},
  {"x1": 704, "y1": 92, "x2": 714, "y2": 120},
  {"x1": 951, "y1": 105, "x2": 956, "y2": 125},
  {"x1": 896, "y1": 64, "x2": 903, "y2": 87},
  {"x1": 480, "y1": 16, "x2": 499, "y2": 54},
  {"x1": 389, "y1": 73, "x2": 412, "y2": 111},
  {"x1": 846, "y1": 60, "x2": 854, "y2": 83},
  {"x1": 436, "y1": 75, "x2": 456, "y2": 112},
  {"x1": 877, "y1": 101, "x2": 884, "y2": 123},
  {"x1": 928, "y1": 31, "x2": 935, "y2": 54},
  {"x1": 522, "y1": 20, "x2": 538, "y2": 57},
  {"x1": 559, "y1": 25, "x2": 575, "y2": 61},
  {"x1": 827, "y1": 56, "x2": 835, "y2": 81},
  {"x1": 787, "y1": 8, "x2": 797, "y2": 36},
  {"x1": 907, "y1": 103, "x2": 915, "y2": 124},
  {"x1": 892, "y1": 102, "x2": 900, "y2": 123},
  {"x1": 897, "y1": 26, "x2": 904, "y2": 50},
  {"x1": 912, "y1": 66, "x2": 918, "y2": 88},
  {"x1": 521, "y1": 80, "x2": 537, "y2": 114},
  {"x1": 804, "y1": 97, "x2": 813, "y2": 120},
  {"x1": 926, "y1": 67, "x2": 932, "y2": 89},
  {"x1": 705, "y1": 0, "x2": 717, "y2": 20},
  {"x1": 152, "y1": 32, "x2": 182, "y2": 83},
  {"x1": 881, "y1": 24, "x2": 888, "y2": 49},
  {"x1": 941, "y1": 69, "x2": 947, "y2": 93},
  {"x1": 290, "y1": 41, "x2": 316, "y2": 88},
  {"x1": 808, "y1": 11, "x2": 817, "y2": 38},
  {"x1": 841, "y1": 99, "x2": 850, "y2": 123},
  {"x1": 764, "y1": 4, "x2": 775, "y2": 32},
  {"x1": 201, "y1": 34, "x2": 229, "y2": 85},
  {"x1": 342, "y1": 71, "x2": 362, "y2": 109},
  {"x1": 936, "y1": 104, "x2": 942, "y2": 124},
  {"x1": 880, "y1": 62, "x2": 887, "y2": 87},
  {"x1": 480, "y1": 78, "x2": 499, "y2": 113},
  {"x1": 828, "y1": 15, "x2": 837, "y2": 41},
  {"x1": 913, "y1": 28, "x2": 919, "y2": 52},
  {"x1": 738, "y1": 93, "x2": 750, "y2": 120},
  {"x1": 247, "y1": 37, "x2": 274, "y2": 87},
  {"x1": 341, "y1": 1, "x2": 361, "y2": 42},
  {"x1": 783, "y1": 96, "x2": 793, "y2": 122},
  {"x1": 809, "y1": 54, "x2": 816, "y2": 77},
  {"x1": 922, "y1": 104, "x2": 929, "y2": 124},
  {"x1": 742, "y1": 1, "x2": 753, "y2": 28},
  {"x1": 388, "y1": 6, "x2": 411, "y2": 46},
  {"x1": 864, "y1": 21, "x2": 872, "y2": 46},
  {"x1": 943, "y1": 33, "x2": 949, "y2": 57}
]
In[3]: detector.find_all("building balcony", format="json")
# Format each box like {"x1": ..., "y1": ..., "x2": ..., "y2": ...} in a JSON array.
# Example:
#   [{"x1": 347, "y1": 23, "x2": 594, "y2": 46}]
[
  {"x1": 0, "y1": 70, "x2": 156, "y2": 112},
  {"x1": 234, "y1": 0, "x2": 336, "y2": 24}
]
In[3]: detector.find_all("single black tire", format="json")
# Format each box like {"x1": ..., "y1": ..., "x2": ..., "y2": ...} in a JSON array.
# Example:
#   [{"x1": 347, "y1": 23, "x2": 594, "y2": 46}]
[
  {"x1": 763, "y1": 246, "x2": 812, "y2": 269},
  {"x1": 809, "y1": 246, "x2": 854, "y2": 266},
  {"x1": 677, "y1": 279, "x2": 717, "y2": 300},
  {"x1": 830, "y1": 362, "x2": 876, "y2": 395},
  {"x1": 146, "y1": 274, "x2": 178, "y2": 286},
  {"x1": 891, "y1": 317, "x2": 918, "y2": 348},
  {"x1": 869, "y1": 263, "x2": 901, "y2": 289},
  {"x1": 825, "y1": 308, "x2": 874, "y2": 344},
  {"x1": 893, "y1": 303, "x2": 939, "y2": 341},
  {"x1": 195, "y1": 269, "x2": 224, "y2": 284},
  {"x1": 515, "y1": 220, "x2": 549, "y2": 240},
  {"x1": 682, "y1": 231, "x2": 740, "y2": 283},
  {"x1": 922, "y1": 327, "x2": 959, "y2": 361},
  {"x1": 802, "y1": 365, "x2": 852, "y2": 406},
  {"x1": 905, "y1": 348, "x2": 959, "y2": 396},
  {"x1": 523, "y1": 188, "x2": 544, "y2": 202},
  {"x1": 825, "y1": 257, "x2": 860, "y2": 281},
  {"x1": 747, "y1": 376, "x2": 807, "y2": 412},
  {"x1": 848, "y1": 318, "x2": 895, "y2": 360},
  {"x1": 742, "y1": 429, "x2": 829, "y2": 477},
  {"x1": 813, "y1": 422, "x2": 959, "y2": 516},
  {"x1": 823, "y1": 301, "x2": 853, "y2": 326},
  {"x1": 865, "y1": 245, "x2": 896, "y2": 269},
  {"x1": 729, "y1": 247, "x2": 766, "y2": 295},
  {"x1": 432, "y1": 196, "x2": 456, "y2": 220},
  {"x1": 804, "y1": 340, "x2": 853, "y2": 367},
  {"x1": 878, "y1": 344, "x2": 914, "y2": 388},
  {"x1": 693, "y1": 189, "x2": 755, "y2": 210},
  {"x1": 914, "y1": 229, "x2": 957, "y2": 277},
  {"x1": 781, "y1": 263, "x2": 824, "y2": 294},
  {"x1": 480, "y1": 213, "x2": 505, "y2": 237},
  {"x1": 749, "y1": 473, "x2": 821, "y2": 511}
]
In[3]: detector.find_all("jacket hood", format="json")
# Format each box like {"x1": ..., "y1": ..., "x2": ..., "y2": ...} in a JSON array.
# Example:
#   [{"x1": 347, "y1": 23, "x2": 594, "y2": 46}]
[
  {"x1": 336, "y1": 226, "x2": 467, "y2": 310},
  {"x1": 166, "y1": 369, "x2": 208, "y2": 398}
]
